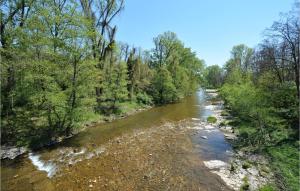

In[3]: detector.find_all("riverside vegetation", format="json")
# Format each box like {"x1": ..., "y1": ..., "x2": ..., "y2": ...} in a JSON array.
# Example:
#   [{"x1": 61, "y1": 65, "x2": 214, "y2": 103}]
[
  {"x1": 204, "y1": 5, "x2": 299, "y2": 191},
  {"x1": 1, "y1": 0, "x2": 204, "y2": 148}
]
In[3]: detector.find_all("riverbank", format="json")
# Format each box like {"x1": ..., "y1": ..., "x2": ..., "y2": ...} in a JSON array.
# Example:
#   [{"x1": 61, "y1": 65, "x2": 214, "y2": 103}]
[
  {"x1": 202, "y1": 90, "x2": 274, "y2": 190},
  {"x1": 1, "y1": 104, "x2": 152, "y2": 160}
]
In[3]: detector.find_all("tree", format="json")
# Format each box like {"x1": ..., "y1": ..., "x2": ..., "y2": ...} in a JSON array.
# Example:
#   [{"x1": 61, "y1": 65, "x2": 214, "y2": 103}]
[
  {"x1": 151, "y1": 67, "x2": 177, "y2": 104},
  {"x1": 205, "y1": 65, "x2": 223, "y2": 88},
  {"x1": 266, "y1": 7, "x2": 300, "y2": 98}
]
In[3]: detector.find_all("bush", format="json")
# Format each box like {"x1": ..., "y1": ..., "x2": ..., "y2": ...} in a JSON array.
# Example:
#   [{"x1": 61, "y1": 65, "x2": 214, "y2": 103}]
[
  {"x1": 230, "y1": 162, "x2": 236, "y2": 172},
  {"x1": 136, "y1": 92, "x2": 153, "y2": 105},
  {"x1": 240, "y1": 176, "x2": 250, "y2": 191},
  {"x1": 221, "y1": 110, "x2": 230, "y2": 116},
  {"x1": 242, "y1": 161, "x2": 251, "y2": 169},
  {"x1": 207, "y1": 116, "x2": 217, "y2": 123}
]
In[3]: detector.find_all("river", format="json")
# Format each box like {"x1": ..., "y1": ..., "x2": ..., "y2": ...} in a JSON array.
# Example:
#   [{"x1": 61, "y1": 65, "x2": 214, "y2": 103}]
[{"x1": 1, "y1": 89, "x2": 234, "y2": 191}]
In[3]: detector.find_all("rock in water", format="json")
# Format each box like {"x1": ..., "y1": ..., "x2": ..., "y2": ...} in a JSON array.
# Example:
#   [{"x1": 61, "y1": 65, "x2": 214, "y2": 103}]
[
  {"x1": 203, "y1": 160, "x2": 227, "y2": 169},
  {"x1": 1, "y1": 146, "x2": 27, "y2": 159}
]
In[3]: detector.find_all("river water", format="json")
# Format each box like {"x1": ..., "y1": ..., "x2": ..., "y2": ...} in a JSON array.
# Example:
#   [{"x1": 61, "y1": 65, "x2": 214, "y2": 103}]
[{"x1": 1, "y1": 89, "x2": 233, "y2": 191}]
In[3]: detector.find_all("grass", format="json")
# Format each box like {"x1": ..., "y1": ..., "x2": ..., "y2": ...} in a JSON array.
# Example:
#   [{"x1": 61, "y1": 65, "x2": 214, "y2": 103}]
[
  {"x1": 207, "y1": 116, "x2": 217, "y2": 123},
  {"x1": 258, "y1": 184, "x2": 276, "y2": 191},
  {"x1": 267, "y1": 142, "x2": 299, "y2": 191}
]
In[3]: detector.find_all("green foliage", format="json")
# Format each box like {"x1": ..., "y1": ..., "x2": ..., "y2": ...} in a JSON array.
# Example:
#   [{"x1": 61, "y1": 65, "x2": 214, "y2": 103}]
[
  {"x1": 207, "y1": 116, "x2": 217, "y2": 123},
  {"x1": 240, "y1": 176, "x2": 250, "y2": 191},
  {"x1": 149, "y1": 32, "x2": 204, "y2": 104},
  {"x1": 151, "y1": 67, "x2": 177, "y2": 104},
  {"x1": 1, "y1": 0, "x2": 204, "y2": 148},
  {"x1": 1, "y1": 0, "x2": 203, "y2": 148},
  {"x1": 242, "y1": 161, "x2": 251, "y2": 169},
  {"x1": 136, "y1": 92, "x2": 153, "y2": 105},
  {"x1": 258, "y1": 184, "x2": 276, "y2": 191},
  {"x1": 204, "y1": 65, "x2": 223, "y2": 88},
  {"x1": 221, "y1": 111, "x2": 230, "y2": 116},
  {"x1": 116, "y1": 102, "x2": 142, "y2": 115},
  {"x1": 220, "y1": 42, "x2": 299, "y2": 190},
  {"x1": 230, "y1": 162, "x2": 236, "y2": 172},
  {"x1": 267, "y1": 143, "x2": 299, "y2": 191},
  {"x1": 100, "y1": 61, "x2": 129, "y2": 115}
]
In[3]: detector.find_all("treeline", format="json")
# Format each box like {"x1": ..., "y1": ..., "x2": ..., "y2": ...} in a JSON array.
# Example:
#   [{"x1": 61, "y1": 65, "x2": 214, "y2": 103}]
[
  {"x1": 206, "y1": 5, "x2": 299, "y2": 190},
  {"x1": 0, "y1": 0, "x2": 204, "y2": 147}
]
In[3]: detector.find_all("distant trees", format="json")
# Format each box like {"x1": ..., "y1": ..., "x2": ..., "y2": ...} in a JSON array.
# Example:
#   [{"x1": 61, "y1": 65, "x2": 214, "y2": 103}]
[
  {"x1": 149, "y1": 32, "x2": 204, "y2": 103},
  {"x1": 204, "y1": 65, "x2": 223, "y2": 88}
]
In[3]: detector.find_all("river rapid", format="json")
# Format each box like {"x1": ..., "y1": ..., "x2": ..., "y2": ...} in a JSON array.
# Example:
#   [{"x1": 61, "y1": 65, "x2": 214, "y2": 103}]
[{"x1": 1, "y1": 89, "x2": 234, "y2": 191}]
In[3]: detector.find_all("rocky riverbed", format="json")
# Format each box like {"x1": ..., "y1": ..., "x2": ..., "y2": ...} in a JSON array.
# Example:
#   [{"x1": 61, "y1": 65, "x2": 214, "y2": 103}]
[{"x1": 50, "y1": 122, "x2": 232, "y2": 191}]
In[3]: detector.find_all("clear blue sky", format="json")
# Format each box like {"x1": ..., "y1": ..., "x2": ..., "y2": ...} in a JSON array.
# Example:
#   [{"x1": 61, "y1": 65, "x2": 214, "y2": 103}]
[{"x1": 113, "y1": 0, "x2": 296, "y2": 66}]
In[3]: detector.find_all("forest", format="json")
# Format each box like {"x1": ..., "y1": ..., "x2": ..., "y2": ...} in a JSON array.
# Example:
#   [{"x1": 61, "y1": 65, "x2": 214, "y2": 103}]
[{"x1": 1, "y1": 0, "x2": 204, "y2": 147}]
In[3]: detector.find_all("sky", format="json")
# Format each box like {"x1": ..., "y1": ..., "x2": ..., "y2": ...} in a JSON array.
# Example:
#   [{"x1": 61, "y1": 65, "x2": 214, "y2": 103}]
[{"x1": 113, "y1": 0, "x2": 297, "y2": 66}]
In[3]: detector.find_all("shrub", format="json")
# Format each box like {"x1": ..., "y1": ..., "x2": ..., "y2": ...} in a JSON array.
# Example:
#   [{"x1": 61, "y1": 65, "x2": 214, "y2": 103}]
[
  {"x1": 242, "y1": 161, "x2": 251, "y2": 169},
  {"x1": 207, "y1": 116, "x2": 217, "y2": 123},
  {"x1": 136, "y1": 92, "x2": 153, "y2": 105},
  {"x1": 240, "y1": 176, "x2": 250, "y2": 191},
  {"x1": 221, "y1": 110, "x2": 230, "y2": 116}
]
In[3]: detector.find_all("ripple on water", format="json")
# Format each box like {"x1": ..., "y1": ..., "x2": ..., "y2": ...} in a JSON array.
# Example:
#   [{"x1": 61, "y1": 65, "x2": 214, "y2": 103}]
[{"x1": 28, "y1": 152, "x2": 57, "y2": 177}]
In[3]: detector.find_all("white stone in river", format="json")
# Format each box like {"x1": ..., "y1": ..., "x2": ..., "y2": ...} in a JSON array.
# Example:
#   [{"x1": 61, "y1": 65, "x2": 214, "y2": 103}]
[
  {"x1": 203, "y1": 160, "x2": 227, "y2": 169},
  {"x1": 204, "y1": 105, "x2": 215, "y2": 110},
  {"x1": 204, "y1": 124, "x2": 215, "y2": 129},
  {"x1": 186, "y1": 125, "x2": 204, "y2": 130},
  {"x1": 204, "y1": 129, "x2": 217, "y2": 133},
  {"x1": 201, "y1": 136, "x2": 208, "y2": 139}
]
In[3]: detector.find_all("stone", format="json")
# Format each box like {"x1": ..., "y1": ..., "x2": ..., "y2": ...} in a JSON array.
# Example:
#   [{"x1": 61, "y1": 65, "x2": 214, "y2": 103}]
[
  {"x1": 224, "y1": 133, "x2": 236, "y2": 140},
  {"x1": 1, "y1": 146, "x2": 27, "y2": 159},
  {"x1": 203, "y1": 160, "x2": 227, "y2": 169},
  {"x1": 201, "y1": 136, "x2": 208, "y2": 139}
]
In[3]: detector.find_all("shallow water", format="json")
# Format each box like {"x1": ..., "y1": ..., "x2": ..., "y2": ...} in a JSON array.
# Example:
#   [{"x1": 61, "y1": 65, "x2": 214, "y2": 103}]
[{"x1": 1, "y1": 89, "x2": 233, "y2": 191}]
